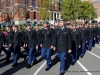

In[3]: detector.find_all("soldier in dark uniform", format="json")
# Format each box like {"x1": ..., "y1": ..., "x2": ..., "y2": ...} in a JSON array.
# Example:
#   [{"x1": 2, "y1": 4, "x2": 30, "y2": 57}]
[
  {"x1": 24, "y1": 24, "x2": 38, "y2": 68},
  {"x1": 97, "y1": 23, "x2": 100, "y2": 43},
  {"x1": 80, "y1": 24, "x2": 88, "y2": 57},
  {"x1": 87, "y1": 24, "x2": 94, "y2": 51},
  {"x1": 53, "y1": 19, "x2": 72, "y2": 75},
  {"x1": 34, "y1": 24, "x2": 41, "y2": 56},
  {"x1": 85, "y1": 24, "x2": 89, "y2": 50},
  {"x1": 92, "y1": 24, "x2": 97, "y2": 47},
  {"x1": 18, "y1": 27, "x2": 25, "y2": 44},
  {"x1": 12, "y1": 25, "x2": 26, "y2": 67},
  {"x1": 40, "y1": 20, "x2": 54, "y2": 71},
  {"x1": 95, "y1": 24, "x2": 99, "y2": 44},
  {"x1": 0, "y1": 30, "x2": 7, "y2": 55},
  {"x1": 71, "y1": 24, "x2": 81, "y2": 63},
  {"x1": 4, "y1": 25, "x2": 14, "y2": 63}
]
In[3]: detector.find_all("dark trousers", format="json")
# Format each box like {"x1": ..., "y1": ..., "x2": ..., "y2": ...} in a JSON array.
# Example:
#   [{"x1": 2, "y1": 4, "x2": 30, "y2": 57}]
[
  {"x1": 6, "y1": 46, "x2": 14, "y2": 60},
  {"x1": 97, "y1": 35, "x2": 100, "y2": 43},
  {"x1": 0, "y1": 46, "x2": 7, "y2": 55},
  {"x1": 88, "y1": 39, "x2": 93, "y2": 50},
  {"x1": 41, "y1": 47, "x2": 51, "y2": 68},
  {"x1": 13, "y1": 45, "x2": 26, "y2": 64},
  {"x1": 81, "y1": 42, "x2": 85, "y2": 57},
  {"x1": 92, "y1": 38, "x2": 96, "y2": 47},
  {"x1": 72, "y1": 43, "x2": 78, "y2": 62},
  {"x1": 27, "y1": 47, "x2": 36, "y2": 65},
  {"x1": 57, "y1": 52, "x2": 67, "y2": 74}
]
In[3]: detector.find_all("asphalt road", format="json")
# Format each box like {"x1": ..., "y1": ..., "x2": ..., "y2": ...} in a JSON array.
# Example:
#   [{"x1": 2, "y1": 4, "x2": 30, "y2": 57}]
[{"x1": 0, "y1": 44, "x2": 100, "y2": 75}]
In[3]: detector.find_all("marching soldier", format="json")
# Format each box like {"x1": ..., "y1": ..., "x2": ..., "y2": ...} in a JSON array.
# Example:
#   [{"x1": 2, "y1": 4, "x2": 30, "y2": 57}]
[
  {"x1": 80, "y1": 24, "x2": 88, "y2": 58},
  {"x1": 53, "y1": 19, "x2": 72, "y2": 75},
  {"x1": 40, "y1": 20, "x2": 54, "y2": 71},
  {"x1": 34, "y1": 24, "x2": 41, "y2": 56},
  {"x1": 95, "y1": 24, "x2": 99, "y2": 44},
  {"x1": 24, "y1": 24, "x2": 38, "y2": 69},
  {"x1": 97, "y1": 23, "x2": 100, "y2": 43},
  {"x1": 12, "y1": 25, "x2": 26, "y2": 67},
  {"x1": 85, "y1": 24, "x2": 89, "y2": 50},
  {"x1": 18, "y1": 27, "x2": 25, "y2": 44},
  {"x1": 4, "y1": 25, "x2": 14, "y2": 64},
  {"x1": 71, "y1": 24, "x2": 81, "y2": 63},
  {"x1": 87, "y1": 24, "x2": 94, "y2": 51},
  {"x1": 92, "y1": 24, "x2": 97, "y2": 47},
  {"x1": 0, "y1": 29, "x2": 7, "y2": 55}
]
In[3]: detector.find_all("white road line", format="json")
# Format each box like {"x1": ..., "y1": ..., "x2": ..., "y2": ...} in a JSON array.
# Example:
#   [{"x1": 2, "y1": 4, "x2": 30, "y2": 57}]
[
  {"x1": 33, "y1": 55, "x2": 56, "y2": 75},
  {"x1": 95, "y1": 45, "x2": 100, "y2": 48},
  {"x1": 77, "y1": 61, "x2": 92, "y2": 75},
  {"x1": 87, "y1": 51, "x2": 100, "y2": 59},
  {"x1": 33, "y1": 61, "x2": 46, "y2": 75}
]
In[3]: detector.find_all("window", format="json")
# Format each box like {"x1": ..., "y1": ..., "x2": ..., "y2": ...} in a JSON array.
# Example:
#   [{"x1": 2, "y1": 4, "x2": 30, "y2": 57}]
[
  {"x1": 34, "y1": 11, "x2": 36, "y2": 19},
  {"x1": 95, "y1": 0, "x2": 98, "y2": 4},
  {"x1": 26, "y1": 11, "x2": 30, "y2": 19},
  {"x1": 32, "y1": 0, "x2": 36, "y2": 7},
  {"x1": 92, "y1": 0, "x2": 98, "y2": 4},
  {"x1": 95, "y1": 8, "x2": 98, "y2": 11},
  {"x1": 54, "y1": 13, "x2": 56, "y2": 21},
  {"x1": 26, "y1": 0, "x2": 28, "y2": 6}
]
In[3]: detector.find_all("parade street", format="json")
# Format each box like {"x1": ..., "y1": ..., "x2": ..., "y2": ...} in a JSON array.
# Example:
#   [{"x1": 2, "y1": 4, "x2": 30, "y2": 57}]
[{"x1": 0, "y1": 44, "x2": 100, "y2": 75}]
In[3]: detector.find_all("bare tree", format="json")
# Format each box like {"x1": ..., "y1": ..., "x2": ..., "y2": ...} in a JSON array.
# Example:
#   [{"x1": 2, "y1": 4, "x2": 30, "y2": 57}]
[{"x1": 0, "y1": 0, "x2": 27, "y2": 25}]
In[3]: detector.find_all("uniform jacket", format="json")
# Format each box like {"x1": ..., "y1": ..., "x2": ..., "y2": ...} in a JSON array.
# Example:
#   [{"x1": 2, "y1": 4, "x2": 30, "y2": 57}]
[
  {"x1": 40, "y1": 28, "x2": 54, "y2": 48},
  {"x1": 54, "y1": 27, "x2": 72, "y2": 52}
]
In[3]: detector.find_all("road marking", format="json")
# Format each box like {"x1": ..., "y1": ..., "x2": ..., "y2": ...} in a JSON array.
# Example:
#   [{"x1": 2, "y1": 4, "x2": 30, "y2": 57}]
[
  {"x1": 33, "y1": 61, "x2": 46, "y2": 75},
  {"x1": 77, "y1": 61, "x2": 92, "y2": 75},
  {"x1": 95, "y1": 45, "x2": 100, "y2": 48},
  {"x1": 87, "y1": 51, "x2": 100, "y2": 59},
  {"x1": 33, "y1": 54, "x2": 56, "y2": 75}
]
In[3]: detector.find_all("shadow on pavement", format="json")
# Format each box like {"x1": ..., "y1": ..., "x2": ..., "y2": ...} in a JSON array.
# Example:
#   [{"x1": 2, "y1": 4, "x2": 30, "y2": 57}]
[{"x1": 1, "y1": 61, "x2": 27, "y2": 75}]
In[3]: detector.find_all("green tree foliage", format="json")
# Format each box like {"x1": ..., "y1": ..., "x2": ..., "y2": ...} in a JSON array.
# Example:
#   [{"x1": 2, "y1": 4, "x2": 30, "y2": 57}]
[
  {"x1": 79, "y1": 1, "x2": 97, "y2": 20},
  {"x1": 61, "y1": 0, "x2": 97, "y2": 20},
  {"x1": 39, "y1": 0, "x2": 57, "y2": 20}
]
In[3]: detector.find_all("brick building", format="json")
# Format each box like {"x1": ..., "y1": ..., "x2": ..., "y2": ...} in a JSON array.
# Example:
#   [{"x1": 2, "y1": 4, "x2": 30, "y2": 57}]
[
  {"x1": 0, "y1": 0, "x2": 61, "y2": 25},
  {"x1": 89, "y1": 0, "x2": 100, "y2": 22}
]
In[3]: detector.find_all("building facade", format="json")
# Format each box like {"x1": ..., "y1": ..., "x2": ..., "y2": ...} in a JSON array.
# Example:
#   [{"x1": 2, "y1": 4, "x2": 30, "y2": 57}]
[
  {"x1": 89, "y1": 0, "x2": 100, "y2": 22},
  {"x1": 0, "y1": 0, "x2": 61, "y2": 25}
]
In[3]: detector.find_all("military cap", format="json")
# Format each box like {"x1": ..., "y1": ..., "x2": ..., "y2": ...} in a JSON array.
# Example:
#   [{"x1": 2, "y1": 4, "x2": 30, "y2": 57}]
[
  {"x1": 13, "y1": 25, "x2": 18, "y2": 27},
  {"x1": 6, "y1": 25, "x2": 10, "y2": 27},
  {"x1": 59, "y1": 18, "x2": 65, "y2": 22},
  {"x1": 26, "y1": 23, "x2": 31, "y2": 26},
  {"x1": 49, "y1": 24, "x2": 53, "y2": 26},
  {"x1": 57, "y1": 19, "x2": 60, "y2": 22},
  {"x1": 43, "y1": 20, "x2": 49, "y2": 24},
  {"x1": 72, "y1": 24, "x2": 77, "y2": 27}
]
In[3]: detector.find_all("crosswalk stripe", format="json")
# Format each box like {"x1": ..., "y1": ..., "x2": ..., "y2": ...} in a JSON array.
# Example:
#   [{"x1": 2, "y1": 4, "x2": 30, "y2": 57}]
[
  {"x1": 77, "y1": 61, "x2": 92, "y2": 75},
  {"x1": 87, "y1": 51, "x2": 100, "y2": 59}
]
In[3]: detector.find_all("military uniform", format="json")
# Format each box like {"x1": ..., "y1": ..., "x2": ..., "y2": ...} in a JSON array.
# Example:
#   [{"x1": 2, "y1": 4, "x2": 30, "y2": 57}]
[
  {"x1": 85, "y1": 26, "x2": 89, "y2": 50},
  {"x1": 5, "y1": 30, "x2": 14, "y2": 62},
  {"x1": 54, "y1": 26, "x2": 72, "y2": 75},
  {"x1": 19, "y1": 30, "x2": 25, "y2": 46},
  {"x1": 92, "y1": 26, "x2": 97, "y2": 47},
  {"x1": 71, "y1": 29, "x2": 80, "y2": 62},
  {"x1": 80, "y1": 28, "x2": 87, "y2": 57},
  {"x1": 25, "y1": 29, "x2": 38, "y2": 68},
  {"x1": 97, "y1": 26, "x2": 100, "y2": 43},
  {"x1": 87, "y1": 27, "x2": 94, "y2": 51},
  {"x1": 12, "y1": 30, "x2": 26, "y2": 66},
  {"x1": 40, "y1": 27, "x2": 54, "y2": 70},
  {"x1": 34, "y1": 28, "x2": 41, "y2": 55},
  {"x1": 0, "y1": 31, "x2": 7, "y2": 55}
]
